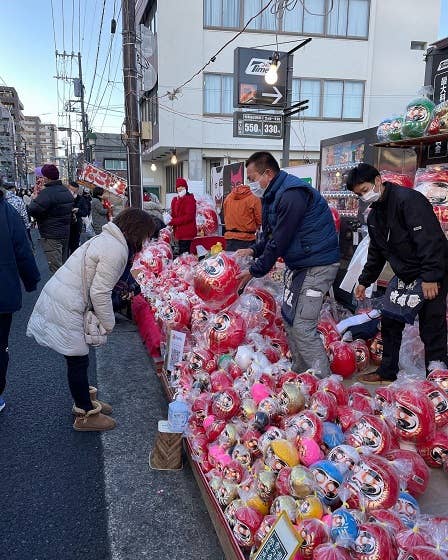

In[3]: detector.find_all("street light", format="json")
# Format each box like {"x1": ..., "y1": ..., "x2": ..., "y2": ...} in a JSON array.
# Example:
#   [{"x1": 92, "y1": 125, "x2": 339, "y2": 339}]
[
  {"x1": 170, "y1": 149, "x2": 177, "y2": 165},
  {"x1": 86, "y1": 130, "x2": 97, "y2": 164},
  {"x1": 150, "y1": 162, "x2": 157, "y2": 172},
  {"x1": 265, "y1": 52, "x2": 279, "y2": 85}
]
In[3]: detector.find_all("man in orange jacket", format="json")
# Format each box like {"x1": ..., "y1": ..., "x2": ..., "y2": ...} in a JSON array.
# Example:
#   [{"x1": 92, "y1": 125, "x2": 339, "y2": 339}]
[{"x1": 223, "y1": 184, "x2": 262, "y2": 251}]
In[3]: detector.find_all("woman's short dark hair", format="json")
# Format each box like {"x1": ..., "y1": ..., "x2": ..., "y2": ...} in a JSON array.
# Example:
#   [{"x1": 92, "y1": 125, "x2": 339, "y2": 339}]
[
  {"x1": 346, "y1": 163, "x2": 380, "y2": 191},
  {"x1": 246, "y1": 151, "x2": 280, "y2": 174},
  {"x1": 92, "y1": 186, "x2": 104, "y2": 199},
  {"x1": 113, "y1": 208, "x2": 155, "y2": 253}
]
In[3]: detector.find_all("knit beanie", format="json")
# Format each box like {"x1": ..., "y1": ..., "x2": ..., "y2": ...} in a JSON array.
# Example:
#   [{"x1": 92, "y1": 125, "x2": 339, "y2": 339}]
[{"x1": 41, "y1": 164, "x2": 59, "y2": 180}]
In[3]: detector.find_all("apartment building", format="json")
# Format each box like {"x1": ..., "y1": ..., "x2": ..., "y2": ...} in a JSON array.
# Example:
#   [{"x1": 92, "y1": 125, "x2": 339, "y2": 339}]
[
  {"x1": 23, "y1": 116, "x2": 58, "y2": 173},
  {"x1": 136, "y1": 0, "x2": 440, "y2": 204}
]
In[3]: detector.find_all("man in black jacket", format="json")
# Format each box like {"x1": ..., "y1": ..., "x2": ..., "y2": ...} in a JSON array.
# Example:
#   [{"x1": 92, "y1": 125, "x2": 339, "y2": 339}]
[
  {"x1": 28, "y1": 164, "x2": 74, "y2": 274},
  {"x1": 346, "y1": 163, "x2": 448, "y2": 384}
]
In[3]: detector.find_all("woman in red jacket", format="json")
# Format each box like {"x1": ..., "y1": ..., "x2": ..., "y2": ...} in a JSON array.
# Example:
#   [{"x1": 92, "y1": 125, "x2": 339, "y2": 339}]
[{"x1": 170, "y1": 178, "x2": 197, "y2": 254}]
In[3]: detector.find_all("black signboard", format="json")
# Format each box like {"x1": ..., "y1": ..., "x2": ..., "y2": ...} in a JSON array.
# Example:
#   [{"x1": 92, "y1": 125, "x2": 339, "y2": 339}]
[
  {"x1": 424, "y1": 41, "x2": 448, "y2": 164},
  {"x1": 234, "y1": 47, "x2": 287, "y2": 109},
  {"x1": 233, "y1": 112, "x2": 283, "y2": 139}
]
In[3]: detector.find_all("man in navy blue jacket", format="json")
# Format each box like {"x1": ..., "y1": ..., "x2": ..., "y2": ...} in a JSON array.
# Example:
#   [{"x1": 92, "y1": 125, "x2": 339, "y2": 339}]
[
  {"x1": 0, "y1": 190, "x2": 40, "y2": 411},
  {"x1": 237, "y1": 152, "x2": 340, "y2": 377}
]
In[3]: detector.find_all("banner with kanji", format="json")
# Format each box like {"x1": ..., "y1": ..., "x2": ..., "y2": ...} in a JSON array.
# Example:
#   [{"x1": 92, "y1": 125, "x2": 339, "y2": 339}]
[{"x1": 78, "y1": 162, "x2": 127, "y2": 198}]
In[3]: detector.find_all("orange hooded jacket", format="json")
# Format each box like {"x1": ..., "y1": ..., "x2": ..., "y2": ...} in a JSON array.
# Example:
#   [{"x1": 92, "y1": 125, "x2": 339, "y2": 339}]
[{"x1": 223, "y1": 185, "x2": 262, "y2": 242}]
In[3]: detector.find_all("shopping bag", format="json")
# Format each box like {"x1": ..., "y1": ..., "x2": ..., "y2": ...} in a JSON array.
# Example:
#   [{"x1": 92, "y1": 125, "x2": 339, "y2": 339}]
[{"x1": 382, "y1": 276, "x2": 424, "y2": 324}]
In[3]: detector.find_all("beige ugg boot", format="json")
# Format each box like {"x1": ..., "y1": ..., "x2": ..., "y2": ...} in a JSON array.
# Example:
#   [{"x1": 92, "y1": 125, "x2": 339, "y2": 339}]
[
  {"x1": 73, "y1": 401, "x2": 116, "y2": 432},
  {"x1": 89, "y1": 386, "x2": 113, "y2": 415},
  {"x1": 72, "y1": 386, "x2": 113, "y2": 416}
]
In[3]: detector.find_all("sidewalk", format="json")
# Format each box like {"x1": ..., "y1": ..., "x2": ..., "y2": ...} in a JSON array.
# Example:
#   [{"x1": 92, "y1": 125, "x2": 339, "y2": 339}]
[{"x1": 96, "y1": 316, "x2": 225, "y2": 560}]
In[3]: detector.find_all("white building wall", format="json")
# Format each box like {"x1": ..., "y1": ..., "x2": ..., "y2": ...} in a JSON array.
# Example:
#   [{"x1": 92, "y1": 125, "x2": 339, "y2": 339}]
[{"x1": 147, "y1": 0, "x2": 441, "y2": 193}]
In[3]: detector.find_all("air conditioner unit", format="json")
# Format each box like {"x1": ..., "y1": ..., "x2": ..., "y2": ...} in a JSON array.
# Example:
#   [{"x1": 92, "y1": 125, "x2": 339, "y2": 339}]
[{"x1": 141, "y1": 121, "x2": 152, "y2": 141}]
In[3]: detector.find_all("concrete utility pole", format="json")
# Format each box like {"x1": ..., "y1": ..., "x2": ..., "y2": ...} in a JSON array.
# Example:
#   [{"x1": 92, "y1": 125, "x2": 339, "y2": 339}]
[
  {"x1": 77, "y1": 52, "x2": 88, "y2": 160},
  {"x1": 122, "y1": 0, "x2": 142, "y2": 208}
]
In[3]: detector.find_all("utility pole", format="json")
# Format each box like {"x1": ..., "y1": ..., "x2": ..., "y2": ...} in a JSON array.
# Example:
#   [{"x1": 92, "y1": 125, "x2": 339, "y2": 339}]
[
  {"x1": 281, "y1": 38, "x2": 312, "y2": 167},
  {"x1": 77, "y1": 52, "x2": 88, "y2": 160},
  {"x1": 122, "y1": 0, "x2": 142, "y2": 208}
]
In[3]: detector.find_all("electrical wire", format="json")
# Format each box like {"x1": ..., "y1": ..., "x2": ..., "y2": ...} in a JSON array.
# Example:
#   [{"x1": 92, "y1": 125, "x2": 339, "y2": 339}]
[
  {"x1": 86, "y1": 0, "x2": 107, "y2": 110},
  {"x1": 159, "y1": 0, "x2": 277, "y2": 100}
]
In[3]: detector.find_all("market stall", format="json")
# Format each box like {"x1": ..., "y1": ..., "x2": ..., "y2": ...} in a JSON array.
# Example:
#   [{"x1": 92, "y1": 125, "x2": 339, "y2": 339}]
[{"x1": 130, "y1": 227, "x2": 448, "y2": 560}]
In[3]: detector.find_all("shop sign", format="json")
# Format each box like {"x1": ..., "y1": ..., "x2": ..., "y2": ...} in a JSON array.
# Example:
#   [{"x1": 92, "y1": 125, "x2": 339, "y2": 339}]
[
  {"x1": 78, "y1": 162, "x2": 127, "y2": 198},
  {"x1": 234, "y1": 47, "x2": 287, "y2": 109},
  {"x1": 233, "y1": 111, "x2": 283, "y2": 139},
  {"x1": 254, "y1": 512, "x2": 301, "y2": 560}
]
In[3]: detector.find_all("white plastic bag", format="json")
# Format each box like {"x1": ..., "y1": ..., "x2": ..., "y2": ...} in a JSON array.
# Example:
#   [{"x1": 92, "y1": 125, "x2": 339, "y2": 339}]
[{"x1": 339, "y1": 234, "x2": 373, "y2": 296}]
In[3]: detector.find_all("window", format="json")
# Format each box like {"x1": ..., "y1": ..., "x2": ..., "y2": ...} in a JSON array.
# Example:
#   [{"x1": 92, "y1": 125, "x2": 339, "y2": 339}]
[
  {"x1": 204, "y1": 0, "x2": 369, "y2": 39},
  {"x1": 204, "y1": 74, "x2": 234, "y2": 115},
  {"x1": 204, "y1": 0, "x2": 240, "y2": 27},
  {"x1": 292, "y1": 78, "x2": 364, "y2": 120},
  {"x1": 104, "y1": 159, "x2": 127, "y2": 171},
  {"x1": 166, "y1": 162, "x2": 184, "y2": 194}
]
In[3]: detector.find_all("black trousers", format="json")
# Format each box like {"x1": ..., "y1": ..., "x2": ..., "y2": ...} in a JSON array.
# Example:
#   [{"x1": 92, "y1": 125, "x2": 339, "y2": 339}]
[
  {"x1": 69, "y1": 220, "x2": 83, "y2": 255},
  {"x1": 225, "y1": 238, "x2": 254, "y2": 252},
  {"x1": 0, "y1": 313, "x2": 13, "y2": 396},
  {"x1": 178, "y1": 239, "x2": 192, "y2": 254},
  {"x1": 379, "y1": 280, "x2": 448, "y2": 380},
  {"x1": 65, "y1": 354, "x2": 93, "y2": 411}
]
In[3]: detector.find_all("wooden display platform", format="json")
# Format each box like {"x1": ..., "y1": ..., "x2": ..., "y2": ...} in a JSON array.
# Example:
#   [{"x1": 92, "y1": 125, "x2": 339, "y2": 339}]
[{"x1": 155, "y1": 365, "x2": 245, "y2": 560}]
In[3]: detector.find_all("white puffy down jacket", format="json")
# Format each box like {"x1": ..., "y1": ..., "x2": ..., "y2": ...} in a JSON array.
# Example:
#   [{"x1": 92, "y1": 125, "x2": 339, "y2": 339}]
[{"x1": 27, "y1": 222, "x2": 128, "y2": 356}]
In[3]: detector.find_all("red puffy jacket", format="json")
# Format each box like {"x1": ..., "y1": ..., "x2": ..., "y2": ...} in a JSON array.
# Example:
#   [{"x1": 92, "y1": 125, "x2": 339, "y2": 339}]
[{"x1": 170, "y1": 193, "x2": 197, "y2": 240}]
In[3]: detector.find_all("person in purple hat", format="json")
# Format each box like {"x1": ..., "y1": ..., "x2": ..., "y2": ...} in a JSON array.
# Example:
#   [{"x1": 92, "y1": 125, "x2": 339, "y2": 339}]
[{"x1": 28, "y1": 163, "x2": 74, "y2": 274}]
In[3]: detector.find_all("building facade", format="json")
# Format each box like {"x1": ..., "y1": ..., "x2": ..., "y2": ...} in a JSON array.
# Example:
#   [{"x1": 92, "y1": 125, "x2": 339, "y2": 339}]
[
  {"x1": 136, "y1": 0, "x2": 440, "y2": 205},
  {"x1": 0, "y1": 104, "x2": 16, "y2": 183},
  {"x1": 23, "y1": 116, "x2": 58, "y2": 175},
  {"x1": 0, "y1": 86, "x2": 25, "y2": 185},
  {"x1": 92, "y1": 132, "x2": 128, "y2": 178}
]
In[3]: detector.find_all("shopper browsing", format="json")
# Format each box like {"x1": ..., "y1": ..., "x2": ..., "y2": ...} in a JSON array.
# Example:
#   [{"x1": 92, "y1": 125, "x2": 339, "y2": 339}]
[
  {"x1": 27, "y1": 209, "x2": 155, "y2": 432},
  {"x1": 346, "y1": 163, "x2": 448, "y2": 384},
  {"x1": 236, "y1": 151, "x2": 340, "y2": 378}
]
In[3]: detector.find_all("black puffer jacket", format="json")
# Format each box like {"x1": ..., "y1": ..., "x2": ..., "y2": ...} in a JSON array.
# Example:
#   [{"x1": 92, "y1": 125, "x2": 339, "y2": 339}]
[
  {"x1": 28, "y1": 180, "x2": 74, "y2": 239},
  {"x1": 359, "y1": 182, "x2": 448, "y2": 287}
]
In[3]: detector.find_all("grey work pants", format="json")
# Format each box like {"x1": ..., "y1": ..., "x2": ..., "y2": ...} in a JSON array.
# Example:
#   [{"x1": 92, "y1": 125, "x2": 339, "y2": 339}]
[
  {"x1": 284, "y1": 263, "x2": 339, "y2": 378},
  {"x1": 40, "y1": 237, "x2": 69, "y2": 274}
]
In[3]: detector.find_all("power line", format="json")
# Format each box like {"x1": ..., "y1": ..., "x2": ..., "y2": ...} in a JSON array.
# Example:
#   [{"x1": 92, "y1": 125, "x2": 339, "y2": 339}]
[
  {"x1": 160, "y1": 0, "x2": 277, "y2": 100},
  {"x1": 86, "y1": 0, "x2": 107, "y2": 110}
]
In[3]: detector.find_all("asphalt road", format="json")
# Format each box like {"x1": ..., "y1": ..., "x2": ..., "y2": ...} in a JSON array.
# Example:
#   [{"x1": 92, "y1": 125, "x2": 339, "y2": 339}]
[{"x1": 0, "y1": 233, "x2": 224, "y2": 560}]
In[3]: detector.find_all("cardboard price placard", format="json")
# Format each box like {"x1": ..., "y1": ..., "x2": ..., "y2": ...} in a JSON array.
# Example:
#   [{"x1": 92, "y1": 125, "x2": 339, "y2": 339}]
[
  {"x1": 164, "y1": 330, "x2": 186, "y2": 373},
  {"x1": 79, "y1": 162, "x2": 127, "y2": 198},
  {"x1": 254, "y1": 512, "x2": 301, "y2": 560}
]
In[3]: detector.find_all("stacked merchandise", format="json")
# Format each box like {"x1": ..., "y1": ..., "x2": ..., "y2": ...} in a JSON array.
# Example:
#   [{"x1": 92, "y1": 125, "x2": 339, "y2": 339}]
[{"x1": 132, "y1": 239, "x2": 448, "y2": 560}]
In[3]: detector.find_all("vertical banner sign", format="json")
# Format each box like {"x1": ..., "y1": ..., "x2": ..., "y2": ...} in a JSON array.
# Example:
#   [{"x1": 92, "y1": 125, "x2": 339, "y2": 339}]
[
  {"x1": 211, "y1": 162, "x2": 245, "y2": 213},
  {"x1": 254, "y1": 512, "x2": 301, "y2": 560},
  {"x1": 425, "y1": 43, "x2": 448, "y2": 161}
]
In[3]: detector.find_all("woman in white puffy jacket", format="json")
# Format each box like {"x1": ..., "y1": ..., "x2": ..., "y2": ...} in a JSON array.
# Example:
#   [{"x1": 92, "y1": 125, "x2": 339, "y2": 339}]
[{"x1": 27, "y1": 208, "x2": 155, "y2": 432}]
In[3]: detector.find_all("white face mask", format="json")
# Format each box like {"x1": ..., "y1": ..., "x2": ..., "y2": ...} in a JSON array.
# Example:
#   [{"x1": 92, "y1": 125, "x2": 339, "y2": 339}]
[
  {"x1": 360, "y1": 184, "x2": 381, "y2": 204},
  {"x1": 177, "y1": 188, "x2": 186, "y2": 197},
  {"x1": 247, "y1": 170, "x2": 267, "y2": 198},
  {"x1": 248, "y1": 181, "x2": 265, "y2": 198}
]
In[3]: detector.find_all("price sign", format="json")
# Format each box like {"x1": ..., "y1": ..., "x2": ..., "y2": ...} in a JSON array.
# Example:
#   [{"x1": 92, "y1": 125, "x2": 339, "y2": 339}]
[
  {"x1": 164, "y1": 329, "x2": 186, "y2": 373},
  {"x1": 254, "y1": 512, "x2": 301, "y2": 560},
  {"x1": 233, "y1": 112, "x2": 284, "y2": 139}
]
